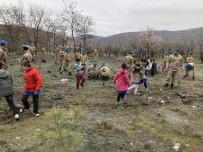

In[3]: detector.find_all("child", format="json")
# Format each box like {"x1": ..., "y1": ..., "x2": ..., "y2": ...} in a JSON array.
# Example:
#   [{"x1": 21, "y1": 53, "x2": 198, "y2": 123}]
[
  {"x1": 127, "y1": 59, "x2": 141, "y2": 95},
  {"x1": 139, "y1": 59, "x2": 151, "y2": 96},
  {"x1": 0, "y1": 62, "x2": 19, "y2": 120},
  {"x1": 20, "y1": 60, "x2": 42, "y2": 117},
  {"x1": 113, "y1": 63, "x2": 130, "y2": 104},
  {"x1": 74, "y1": 58, "x2": 85, "y2": 89}
]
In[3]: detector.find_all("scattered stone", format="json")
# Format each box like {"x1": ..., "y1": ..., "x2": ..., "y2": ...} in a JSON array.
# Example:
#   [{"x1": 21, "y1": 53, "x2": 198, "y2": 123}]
[
  {"x1": 15, "y1": 137, "x2": 20, "y2": 140},
  {"x1": 192, "y1": 106, "x2": 196, "y2": 109},
  {"x1": 160, "y1": 100, "x2": 165, "y2": 104},
  {"x1": 51, "y1": 94, "x2": 62, "y2": 100},
  {"x1": 147, "y1": 97, "x2": 153, "y2": 102},
  {"x1": 173, "y1": 143, "x2": 180, "y2": 151},
  {"x1": 60, "y1": 79, "x2": 68, "y2": 84},
  {"x1": 177, "y1": 93, "x2": 186, "y2": 99}
]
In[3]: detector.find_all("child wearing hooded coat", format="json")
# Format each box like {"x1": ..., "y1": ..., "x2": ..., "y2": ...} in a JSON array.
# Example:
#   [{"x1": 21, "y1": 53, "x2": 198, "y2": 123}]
[
  {"x1": 0, "y1": 62, "x2": 19, "y2": 120},
  {"x1": 113, "y1": 63, "x2": 130, "y2": 104}
]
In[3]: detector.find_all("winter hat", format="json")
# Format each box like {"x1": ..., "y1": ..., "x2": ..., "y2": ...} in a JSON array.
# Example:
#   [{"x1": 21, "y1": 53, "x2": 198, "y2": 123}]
[
  {"x1": 66, "y1": 48, "x2": 70, "y2": 53},
  {"x1": 93, "y1": 60, "x2": 97, "y2": 65},
  {"x1": 174, "y1": 48, "x2": 180, "y2": 52},
  {"x1": 22, "y1": 44, "x2": 29, "y2": 49},
  {"x1": 0, "y1": 40, "x2": 8, "y2": 46}
]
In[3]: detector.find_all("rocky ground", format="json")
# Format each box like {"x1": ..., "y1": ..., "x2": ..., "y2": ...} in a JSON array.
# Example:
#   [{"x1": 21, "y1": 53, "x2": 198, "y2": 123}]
[{"x1": 0, "y1": 54, "x2": 203, "y2": 152}]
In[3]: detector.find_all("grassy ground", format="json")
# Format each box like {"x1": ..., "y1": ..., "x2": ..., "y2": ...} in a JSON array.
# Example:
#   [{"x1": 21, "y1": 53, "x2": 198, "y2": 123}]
[{"x1": 0, "y1": 54, "x2": 203, "y2": 152}]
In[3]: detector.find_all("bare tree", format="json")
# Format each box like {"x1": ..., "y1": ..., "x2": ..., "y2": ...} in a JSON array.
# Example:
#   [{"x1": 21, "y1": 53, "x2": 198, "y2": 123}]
[
  {"x1": 61, "y1": 2, "x2": 81, "y2": 57},
  {"x1": 76, "y1": 15, "x2": 95, "y2": 49},
  {"x1": 27, "y1": 3, "x2": 49, "y2": 55},
  {"x1": 0, "y1": 4, "x2": 19, "y2": 52},
  {"x1": 181, "y1": 34, "x2": 195, "y2": 61},
  {"x1": 112, "y1": 36, "x2": 124, "y2": 58}
]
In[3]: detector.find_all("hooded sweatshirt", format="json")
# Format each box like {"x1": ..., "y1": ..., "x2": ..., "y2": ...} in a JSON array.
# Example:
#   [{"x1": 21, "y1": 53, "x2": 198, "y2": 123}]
[
  {"x1": 113, "y1": 68, "x2": 130, "y2": 92},
  {"x1": 0, "y1": 69, "x2": 13, "y2": 97}
]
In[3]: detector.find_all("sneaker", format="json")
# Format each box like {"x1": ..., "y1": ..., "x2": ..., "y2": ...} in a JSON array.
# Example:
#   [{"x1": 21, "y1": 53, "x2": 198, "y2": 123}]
[
  {"x1": 126, "y1": 91, "x2": 130, "y2": 94},
  {"x1": 34, "y1": 113, "x2": 40, "y2": 117},
  {"x1": 120, "y1": 99, "x2": 124, "y2": 104},
  {"x1": 14, "y1": 114, "x2": 20, "y2": 120},
  {"x1": 134, "y1": 92, "x2": 140, "y2": 96},
  {"x1": 19, "y1": 108, "x2": 29, "y2": 113}
]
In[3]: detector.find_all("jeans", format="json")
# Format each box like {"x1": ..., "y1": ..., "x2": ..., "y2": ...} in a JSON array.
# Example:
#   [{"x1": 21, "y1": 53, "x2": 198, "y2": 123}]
[
  {"x1": 21, "y1": 95, "x2": 39, "y2": 114},
  {"x1": 5, "y1": 95, "x2": 18, "y2": 116},
  {"x1": 117, "y1": 91, "x2": 126, "y2": 102},
  {"x1": 76, "y1": 74, "x2": 85, "y2": 89}
]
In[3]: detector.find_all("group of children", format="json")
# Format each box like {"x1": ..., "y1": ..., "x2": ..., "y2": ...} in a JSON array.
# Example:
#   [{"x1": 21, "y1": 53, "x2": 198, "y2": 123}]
[{"x1": 113, "y1": 58, "x2": 150, "y2": 104}]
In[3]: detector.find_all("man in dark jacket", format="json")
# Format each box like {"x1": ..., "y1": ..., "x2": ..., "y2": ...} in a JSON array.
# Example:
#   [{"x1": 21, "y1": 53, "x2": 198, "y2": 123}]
[{"x1": 0, "y1": 62, "x2": 19, "y2": 120}]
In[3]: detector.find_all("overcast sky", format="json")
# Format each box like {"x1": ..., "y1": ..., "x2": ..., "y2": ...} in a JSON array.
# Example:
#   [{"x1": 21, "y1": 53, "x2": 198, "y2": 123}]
[{"x1": 1, "y1": 0, "x2": 203, "y2": 36}]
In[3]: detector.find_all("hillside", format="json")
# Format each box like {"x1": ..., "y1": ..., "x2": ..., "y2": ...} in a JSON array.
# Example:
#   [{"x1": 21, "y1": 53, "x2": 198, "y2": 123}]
[{"x1": 95, "y1": 27, "x2": 203, "y2": 44}]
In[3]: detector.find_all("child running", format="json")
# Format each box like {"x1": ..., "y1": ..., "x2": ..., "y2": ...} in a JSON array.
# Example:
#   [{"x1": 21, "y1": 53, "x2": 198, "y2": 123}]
[
  {"x1": 113, "y1": 63, "x2": 130, "y2": 104},
  {"x1": 127, "y1": 59, "x2": 141, "y2": 95},
  {"x1": 74, "y1": 58, "x2": 85, "y2": 89},
  {"x1": 20, "y1": 60, "x2": 42, "y2": 117}
]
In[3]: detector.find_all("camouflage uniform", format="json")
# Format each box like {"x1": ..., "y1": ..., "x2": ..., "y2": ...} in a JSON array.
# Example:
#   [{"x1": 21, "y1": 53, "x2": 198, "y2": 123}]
[
  {"x1": 60, "y1": 52, "x2": 71, "y2": 75},
  {"x1": 183, "y1": 63, "x2": 195, "y2": 80},
  {"x1": 162, "y1": 54, "x2": 169, "y2": 72},
  {"x1": 80, "y1": 53, "x2": 88, "y2": 75},
  {"x1": 92, "y1": 49, "x2": 98, "y2": 61},
  {"x1": 58, "y1": 50, "x2": 65, "y2": 70},
  {"x1": 186, "y1": 56, "x2": 193, "y2": 63},
  {"x1": 88, "y1": 64, "x2": 98, "y2": 79},
  {"x1": 0, "y1": 48, "x2": 8, "y2": 69},
  {"x1": 20, "y1": 52, "x2": 32, "y2": 67},
  {"x1": 125, "y1": 54, "x2": 134, "y2": 69},
  {"x1": 98, "y1": 65, "x2": 110, "y2": 78},
  {"x1": 165, "y1": 54, "x2": 183, "y2": 87},
  {"x1": 41, "y1": 47, "x2": 46, "y2": 62},
  {"x1": 53, "y1": 47, "x2": 59, "y2": 63},
  {"x1": 3, "y1": 47, "x2": 9, "y2": 57}
]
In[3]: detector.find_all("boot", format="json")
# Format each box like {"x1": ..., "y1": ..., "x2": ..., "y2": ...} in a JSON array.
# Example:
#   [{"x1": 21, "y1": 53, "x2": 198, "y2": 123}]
[
  {"x1": 170, "y1": 83, "x2": 174, "y2": 89},
  {"x1": 60, "y1": 72, "x2": 62, "y2": 75},
  {"x1": 69, "y1": 72, "x2": 72, "y2": 75}
]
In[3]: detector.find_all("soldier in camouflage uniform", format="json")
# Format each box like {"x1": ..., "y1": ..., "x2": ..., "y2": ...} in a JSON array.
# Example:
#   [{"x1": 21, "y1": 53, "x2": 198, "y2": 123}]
[
  {"x1": 20, "y1": 45, "x2": 32, "y2": 67},
  {"x1": 164, "y1": 48, "x2": 184, "y2": 89},
  {"x1": 80, "y1": 49, "x2": 88, "y2": 75},
  {"x1": 186, "y1": 52, "x2": 193, "y2": 63},
  {"x1": 92, "y1": 49, "x2": 98, "y2": 61},
  {"x1": 0, "y1": 40, "x2": 8, "y2": 70},
  {"x1": 60, "y1": 48, "x2": 72, "y2": 75}
]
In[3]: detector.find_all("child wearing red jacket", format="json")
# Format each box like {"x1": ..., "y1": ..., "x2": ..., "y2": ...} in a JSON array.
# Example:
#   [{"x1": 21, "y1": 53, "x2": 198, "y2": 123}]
[
  {"x1": 113, "y1": 63, "x2": 130, "y2": 104},
  {"x1": 20, "y1": 60, "x2": 42, "y2": 116}
]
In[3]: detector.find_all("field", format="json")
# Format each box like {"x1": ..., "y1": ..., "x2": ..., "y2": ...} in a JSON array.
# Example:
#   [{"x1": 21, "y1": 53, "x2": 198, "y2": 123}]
[{"x1": 0, "y1": 54, "x2": 203, "y2": 152}]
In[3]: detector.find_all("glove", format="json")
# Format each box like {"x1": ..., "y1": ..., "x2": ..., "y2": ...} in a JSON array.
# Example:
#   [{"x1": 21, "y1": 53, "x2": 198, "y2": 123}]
[{"x1": 34, "y1": 90, "x2": 41, "y2": 95}]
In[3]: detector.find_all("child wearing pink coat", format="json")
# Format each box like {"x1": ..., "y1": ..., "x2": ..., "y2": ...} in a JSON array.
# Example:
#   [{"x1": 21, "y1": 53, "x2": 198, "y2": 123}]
[{"x1": 113, "y1": 63, "x2": 130, "y2": 104}]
